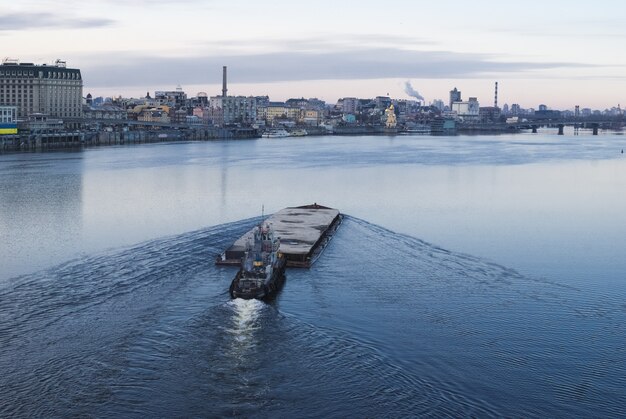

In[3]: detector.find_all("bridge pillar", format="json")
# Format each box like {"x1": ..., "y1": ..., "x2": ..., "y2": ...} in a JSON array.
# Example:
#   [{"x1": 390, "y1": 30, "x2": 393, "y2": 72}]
[
  {"x1": 592, "y1": 123, "x2": 599, "y2": 135},
  {"x1": 532, "y1": 125, "x2": 538, "y2": 133},
  {"x1": 558, "y1": 124, "x2": 564, "y2": 135}
]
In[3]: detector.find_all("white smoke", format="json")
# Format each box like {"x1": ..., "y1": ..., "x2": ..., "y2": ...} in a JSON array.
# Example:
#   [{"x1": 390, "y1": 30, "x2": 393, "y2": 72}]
[{"x1": 404, "y1": 80, "x2": 425, "y2": 102}]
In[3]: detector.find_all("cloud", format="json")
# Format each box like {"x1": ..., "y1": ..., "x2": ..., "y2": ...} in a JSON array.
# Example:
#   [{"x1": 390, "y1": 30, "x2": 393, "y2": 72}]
[
  {"x1": 80, "y1": 47, "x2": 593, "y2": 89},
  {"x1": 193, "y1": 34, "x2": 436, "y2": 53},
  {"x1": 0, "y1": 12, "x2": 114, "y2": 31}
]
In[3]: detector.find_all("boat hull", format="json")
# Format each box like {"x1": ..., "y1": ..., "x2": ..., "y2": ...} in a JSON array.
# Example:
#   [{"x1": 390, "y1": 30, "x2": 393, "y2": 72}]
[{"x1": 229, "y1": 255, "x2": 287, "y2": 300}]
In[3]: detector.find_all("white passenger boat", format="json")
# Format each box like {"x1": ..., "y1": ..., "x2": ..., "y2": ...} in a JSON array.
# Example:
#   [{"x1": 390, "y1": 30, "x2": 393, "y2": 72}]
[{"x1": 262, "y1": 128, "x2": 290, "y2": 138}]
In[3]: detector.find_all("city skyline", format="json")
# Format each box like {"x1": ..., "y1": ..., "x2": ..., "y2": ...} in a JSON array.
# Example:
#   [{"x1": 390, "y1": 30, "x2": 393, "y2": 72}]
[{"x1": 2, "y1": 0, "x2": 626, "y2": 109}]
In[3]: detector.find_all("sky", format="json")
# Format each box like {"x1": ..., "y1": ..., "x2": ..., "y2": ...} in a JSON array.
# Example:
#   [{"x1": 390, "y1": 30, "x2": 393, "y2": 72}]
[{"x1": 2, "y1": 0, "x2": 626, "y2": 109}]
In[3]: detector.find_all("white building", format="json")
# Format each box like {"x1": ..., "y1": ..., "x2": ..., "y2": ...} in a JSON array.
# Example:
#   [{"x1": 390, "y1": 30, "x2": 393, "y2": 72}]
[
  {"x1": 0, "y1": 106, "x2": 16, "y2": 123},
  {"x1": 0, "y1": 106, "x2": 17, "y2": 134},
  {"x1": 451, "y1": 97, "x2": 479, "y2": 119}
]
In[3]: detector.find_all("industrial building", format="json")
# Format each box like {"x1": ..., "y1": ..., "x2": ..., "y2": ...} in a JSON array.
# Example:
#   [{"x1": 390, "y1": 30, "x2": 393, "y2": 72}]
[{"x1": 451, "y1": 97, "x2": 480, "y2": 119}]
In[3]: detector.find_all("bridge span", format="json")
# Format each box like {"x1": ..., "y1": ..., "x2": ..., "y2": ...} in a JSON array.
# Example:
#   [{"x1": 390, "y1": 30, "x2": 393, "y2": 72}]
[{"x1": 506, "y1": 118, "x2": 623, "y2": 135}]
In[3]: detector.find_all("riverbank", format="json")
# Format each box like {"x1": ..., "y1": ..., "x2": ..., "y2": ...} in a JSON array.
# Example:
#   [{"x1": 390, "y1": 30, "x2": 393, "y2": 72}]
[
  {"x1": 2, "y1": 124, "x2": 624, "y2": 155},
  {"x1": 0, "y1": 126, "x2": 258, "y2": 153}
]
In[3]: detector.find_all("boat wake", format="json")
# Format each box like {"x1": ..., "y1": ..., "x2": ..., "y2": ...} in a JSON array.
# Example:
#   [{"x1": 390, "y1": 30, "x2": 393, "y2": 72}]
[
  {"x1": 1, "y1": 215, "x2": 624, "y2": 417},
  {"x1": 226, "y1": 298, "x2": 267, "y2": 342}
]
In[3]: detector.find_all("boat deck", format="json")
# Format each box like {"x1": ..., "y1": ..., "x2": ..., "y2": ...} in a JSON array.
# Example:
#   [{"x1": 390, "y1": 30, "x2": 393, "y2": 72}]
[{"x1": 217, "y1": 204, "x2": 341, "y2": 268}]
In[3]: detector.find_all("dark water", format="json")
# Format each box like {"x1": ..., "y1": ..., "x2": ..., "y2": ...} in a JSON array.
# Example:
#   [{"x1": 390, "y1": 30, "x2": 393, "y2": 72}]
[
  {"x1": 2, "y1": 216, "x2": 624, "y2": 417},
  {"x1": 1, "y1": 132, "x2": 626, "y2": 416}
]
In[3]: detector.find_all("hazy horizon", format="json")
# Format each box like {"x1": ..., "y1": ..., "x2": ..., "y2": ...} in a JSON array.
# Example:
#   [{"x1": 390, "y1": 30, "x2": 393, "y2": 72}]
[{"x1": 3, "y1": 0, "x2": 626, "y2": 109}]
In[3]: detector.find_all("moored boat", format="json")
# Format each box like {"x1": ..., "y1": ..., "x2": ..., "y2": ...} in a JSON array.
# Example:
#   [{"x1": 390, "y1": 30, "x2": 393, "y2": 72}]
[
  {"x1": 290, "y1": 128, "x2": 308, "y2": 137},
  {"x1": 262, "y1": 128, "x2": 290, "y2": 138}
]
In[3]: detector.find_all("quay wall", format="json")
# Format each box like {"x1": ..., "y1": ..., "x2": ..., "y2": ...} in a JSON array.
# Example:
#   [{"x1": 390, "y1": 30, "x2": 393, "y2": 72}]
[{"x1": 1, "y1": 127, "x2": 259, "y2": 153}]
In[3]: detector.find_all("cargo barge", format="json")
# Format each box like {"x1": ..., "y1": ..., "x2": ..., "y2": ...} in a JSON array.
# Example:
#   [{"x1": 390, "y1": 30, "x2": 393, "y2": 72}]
[{"x1": 217, "y1": 204, "x2": 342, "y2": 269}]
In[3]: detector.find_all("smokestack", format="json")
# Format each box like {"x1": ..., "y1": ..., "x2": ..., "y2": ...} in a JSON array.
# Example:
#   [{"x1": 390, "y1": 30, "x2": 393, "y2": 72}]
[
  {"x1": 494, "y1": 81, "x2": 498, "y2": 108},
  {"x1": 222, "y1": 66, "x2": 228, "y2": 98}
]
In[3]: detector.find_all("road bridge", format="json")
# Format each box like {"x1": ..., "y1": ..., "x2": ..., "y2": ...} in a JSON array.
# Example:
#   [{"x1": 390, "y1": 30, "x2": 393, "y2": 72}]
[{"x1": 506, "y1": 118, "x2": 623, "y2": 135}]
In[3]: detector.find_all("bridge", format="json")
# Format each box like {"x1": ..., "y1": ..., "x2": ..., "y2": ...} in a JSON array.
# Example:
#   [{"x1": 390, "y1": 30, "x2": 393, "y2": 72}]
[{"x1": 500, "y1": 117, "x2": 623, "y2": 135}]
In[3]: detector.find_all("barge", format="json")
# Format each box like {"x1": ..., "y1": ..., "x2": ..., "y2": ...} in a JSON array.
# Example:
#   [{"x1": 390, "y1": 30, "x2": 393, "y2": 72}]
[{"x1": 217, "y1": 204, "x2": 342, "y2": 269}]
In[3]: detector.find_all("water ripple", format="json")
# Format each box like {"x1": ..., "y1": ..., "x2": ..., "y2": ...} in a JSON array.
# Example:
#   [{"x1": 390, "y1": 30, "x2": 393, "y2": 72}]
[{"x1": 1, "y1": 216, "x2": 625, "y2": 417}]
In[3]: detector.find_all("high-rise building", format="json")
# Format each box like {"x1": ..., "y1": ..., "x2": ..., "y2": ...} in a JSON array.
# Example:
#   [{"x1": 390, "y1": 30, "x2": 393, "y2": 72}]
[
  {"x1": 209, "y1": 95, "x2": 257, "y2": 126},
  {"x1": 341, "y1": 97, "x2": 359, "y2": 114},
  {"x1": 0, "y1": 59, "x2": 83, "y2": 119},
  {"x1": 449, "y1": 87, "x2": 462, "y2": 108}
]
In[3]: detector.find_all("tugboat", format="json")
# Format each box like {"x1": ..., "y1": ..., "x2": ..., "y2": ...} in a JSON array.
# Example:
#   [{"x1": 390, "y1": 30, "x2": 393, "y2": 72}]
[{"x1": 229, "y1": 221, "x2": 287, "y2": 300}]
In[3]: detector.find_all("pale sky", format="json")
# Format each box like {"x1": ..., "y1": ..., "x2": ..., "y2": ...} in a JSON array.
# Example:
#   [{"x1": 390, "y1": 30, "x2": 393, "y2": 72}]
[{"x1": 2, "y1": 0, "x2": 625, "y2": 109}]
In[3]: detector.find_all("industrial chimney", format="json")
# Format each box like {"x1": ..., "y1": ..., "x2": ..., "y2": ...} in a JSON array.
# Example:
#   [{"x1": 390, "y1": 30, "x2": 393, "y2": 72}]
[
  {"x1": 222, "y1": 66, "x2": 228, "y2": 98},
  {"x1": 494, "y1": 81, "x2": 498, "y2": 108}
]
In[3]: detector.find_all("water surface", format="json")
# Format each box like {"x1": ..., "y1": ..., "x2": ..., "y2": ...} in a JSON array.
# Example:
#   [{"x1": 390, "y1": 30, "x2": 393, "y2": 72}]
[{"x1": 1, "y1": 131, "x2": 626, "y2": 416}]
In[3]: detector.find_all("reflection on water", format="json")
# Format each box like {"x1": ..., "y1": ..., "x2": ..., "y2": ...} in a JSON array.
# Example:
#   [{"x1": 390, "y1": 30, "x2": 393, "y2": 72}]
[
  {"x1": 0, "y1": 153, "x2": 83, "y2": 277},
  {"x1": 226, "y1": 298, "x2": 266, "y2": 352},
  {"x1": 2, "y1": 134, "x2": 626, "y2": 285}
]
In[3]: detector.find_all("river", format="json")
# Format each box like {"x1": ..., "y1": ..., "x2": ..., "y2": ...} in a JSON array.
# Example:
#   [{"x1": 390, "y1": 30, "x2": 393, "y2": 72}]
[{"x1": 1, "y1": 131, "x2": 625, "y2": 417}]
